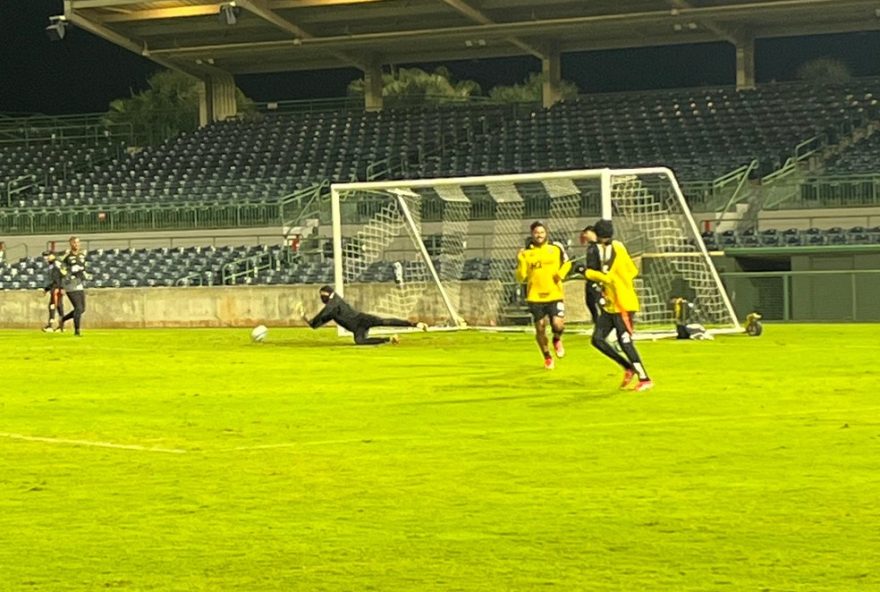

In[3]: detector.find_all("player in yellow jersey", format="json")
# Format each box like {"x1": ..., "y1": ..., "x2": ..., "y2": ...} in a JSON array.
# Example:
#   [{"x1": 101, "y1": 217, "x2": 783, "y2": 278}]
[
  {"x1": 583, "y1": 219, "x2": 653, "y2": 391},
  {"x1": 515, "y1": 221, "x2": 572, "y2": 369}
]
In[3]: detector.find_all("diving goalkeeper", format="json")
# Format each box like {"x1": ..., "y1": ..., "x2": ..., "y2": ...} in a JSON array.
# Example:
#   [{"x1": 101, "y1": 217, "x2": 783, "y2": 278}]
[{"x1": 301, "y1": 285, "x2": 427, "y2": 345}]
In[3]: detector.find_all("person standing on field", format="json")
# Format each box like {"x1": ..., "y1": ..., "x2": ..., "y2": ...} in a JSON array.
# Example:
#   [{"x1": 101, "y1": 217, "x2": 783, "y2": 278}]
[
  {"x1": 42, "y1": 251, "x2": 64, "y2": 332},
  {"x1": 60, "y1": 236, "x2": 88, "y2": 336}
]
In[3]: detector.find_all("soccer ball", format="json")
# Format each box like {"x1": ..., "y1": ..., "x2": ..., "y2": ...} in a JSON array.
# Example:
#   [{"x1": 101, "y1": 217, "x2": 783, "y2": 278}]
[{"x1": 250, "y1": 325, "x2": 268, "y2": 343}]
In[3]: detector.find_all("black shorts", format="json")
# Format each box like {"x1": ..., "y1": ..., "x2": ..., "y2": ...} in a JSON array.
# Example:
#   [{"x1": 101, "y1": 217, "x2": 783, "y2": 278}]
[{"x1": 527, "y1": 300, "x2": 564, "y2": 322}]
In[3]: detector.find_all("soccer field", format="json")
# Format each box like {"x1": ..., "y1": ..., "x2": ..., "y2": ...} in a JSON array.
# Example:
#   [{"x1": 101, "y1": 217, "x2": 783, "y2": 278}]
[{"x1": 1, "y1": 325, "x2": 878, "y2": 591}]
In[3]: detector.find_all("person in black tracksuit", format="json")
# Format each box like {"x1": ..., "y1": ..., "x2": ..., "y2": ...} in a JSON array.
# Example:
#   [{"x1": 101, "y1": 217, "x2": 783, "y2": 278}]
[
  {"x1": 579, "y1": 225, "x2": 604, "y2": 325},
  {"x1": 302, "y1": 285, "x2": 427, "y2": 345},
  {"x1": 60, "y1": 236, "x2": 88, "y2": 336},
  {"x1": 42, "y1": 251, "x2": 64, "y2": 332}
]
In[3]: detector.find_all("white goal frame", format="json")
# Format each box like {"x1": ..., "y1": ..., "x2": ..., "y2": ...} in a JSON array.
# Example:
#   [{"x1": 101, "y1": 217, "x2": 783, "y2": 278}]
[{"x1": 331, "y1": 167, "x2": 741, "y2": 335}]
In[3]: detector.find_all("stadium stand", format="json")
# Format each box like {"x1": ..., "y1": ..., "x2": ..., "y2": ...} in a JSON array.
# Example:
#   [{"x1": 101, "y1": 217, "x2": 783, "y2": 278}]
[
  {"x1": 6, "y1": 104, "x2": 501, "y2": 209},
  {"x1": 420, "y1": 81, "x2": 880, "y2": 182},
  {"x1": 0, "y1": 244, "x2": 289, "y2": 290},
  {"x1": 700, "y1": 225, "x2": 880, "y2": 249},
  {"x1": 3, "y1": 222, "x2": 879, "y2": 292},
  {"x1": 1, "y1": 140, "x2": 122, "y2": 204},
  {"x1": 5, "y1": 80, "x2": 880, "y2": 216},
  {"x1": 4, "y1": 80, "x2": 880, "y2": 291},
  {"x1": 823, "y1": 130, "x2": 880, "y2": 174}
]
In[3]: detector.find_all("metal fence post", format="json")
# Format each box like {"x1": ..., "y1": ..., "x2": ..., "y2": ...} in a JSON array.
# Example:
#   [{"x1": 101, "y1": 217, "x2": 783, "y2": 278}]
[
  {"x1": 852, "y1": 272, "x2": 858, "y2": 322},
  {"x1": 782, "y1": 273, "x2": 791, "y2": 321}
]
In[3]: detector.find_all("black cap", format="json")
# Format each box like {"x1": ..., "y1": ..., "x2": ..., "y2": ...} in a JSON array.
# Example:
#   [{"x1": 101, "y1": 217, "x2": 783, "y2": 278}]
[
  {"x1": 582, "y1": 225, "x2": 595, "y2": 233},
  {"x1": 594, "y1": 219, "x2": 614, "y2": 240},
  {"x1": 319, "y1": 285, "x2": 334, "y2": 294}
]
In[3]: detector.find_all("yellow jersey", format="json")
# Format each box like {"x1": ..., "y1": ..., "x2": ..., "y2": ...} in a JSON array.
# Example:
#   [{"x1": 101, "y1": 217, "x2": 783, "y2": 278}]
[
  {"x1": 585, "y1": 240, "x2": 640, "y2": 313},
  {"x1": 515, "y1": 241, "x2": 571, "y2": 303}
]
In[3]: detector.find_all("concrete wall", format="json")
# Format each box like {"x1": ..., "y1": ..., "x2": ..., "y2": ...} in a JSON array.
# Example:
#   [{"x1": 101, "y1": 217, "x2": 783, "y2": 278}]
[{"x1": 0, "y1": 281, "x2": 568, "y2": 329}]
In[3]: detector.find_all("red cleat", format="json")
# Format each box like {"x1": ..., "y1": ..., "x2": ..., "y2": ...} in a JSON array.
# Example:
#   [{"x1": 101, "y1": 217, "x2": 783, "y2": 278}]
[
  {"x1": 620, "y1": 369, "x2": 636, "y2": 390},
  {"x1": 544, "y1": 357, "x2": 555, "y2": 370},
  {"x1": 633, "y1": 380, "x2": 654, "y2": 392}
]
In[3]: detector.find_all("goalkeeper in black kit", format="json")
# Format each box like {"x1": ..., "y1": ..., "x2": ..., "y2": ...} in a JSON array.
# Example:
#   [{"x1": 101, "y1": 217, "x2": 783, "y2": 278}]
[
  {"x1": 302, "y1": 285, "x2": 428, "y2": 345},
  {"x1": 60, "y1": 236, "x2": 88, "y2": 336}
]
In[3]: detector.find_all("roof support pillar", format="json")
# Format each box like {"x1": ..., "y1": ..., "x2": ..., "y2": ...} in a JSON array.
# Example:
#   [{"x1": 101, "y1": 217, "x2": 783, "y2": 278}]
[
  {"x1": 542, "y1": 42, "x2": 562, "y2": 108},
  {"x1": 364, "y1": 56, "x2": 384, "y2": 112},
  {"x1": 199, "y1": 72, "x2": 238, "y2": 126},
  {"x1": 736, "y1": 34, "x2": 756, "y2": 90}
]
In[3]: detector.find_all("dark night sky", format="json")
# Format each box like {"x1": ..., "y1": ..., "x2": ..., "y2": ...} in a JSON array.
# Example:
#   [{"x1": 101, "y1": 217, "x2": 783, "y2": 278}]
[{"x1": 4, "y1": 0, "x2": 880, "y2": 115}]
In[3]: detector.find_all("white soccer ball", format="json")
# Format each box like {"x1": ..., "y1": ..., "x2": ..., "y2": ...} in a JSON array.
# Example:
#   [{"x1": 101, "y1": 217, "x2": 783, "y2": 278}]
[{"x1": 251, "y1": 325, "x2": 268, "y2": 343}]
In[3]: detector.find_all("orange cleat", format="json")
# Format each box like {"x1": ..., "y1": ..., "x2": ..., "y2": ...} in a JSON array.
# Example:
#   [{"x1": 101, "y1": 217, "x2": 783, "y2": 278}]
[
  {"x1": 620, "y1": 369, "x2": 636, "y2": 390},
  {"x1": 633, "y1": 380, "x2": 654, "y2": 392}
]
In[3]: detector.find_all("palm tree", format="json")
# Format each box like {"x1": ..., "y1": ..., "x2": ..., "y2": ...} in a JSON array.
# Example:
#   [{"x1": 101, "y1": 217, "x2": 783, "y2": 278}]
[
  {"x1": 348, "y1": 66, "x2": 481, "y2": 106},
  {"x1": 488, "y1": 72, "x2": 579, "y2": 104},
  {"x1": 105, "y1": 69, "x2": 254, "y2": 146},
  {"x1": 796, "y1": 58, "x2": 852, "y2": 85}
]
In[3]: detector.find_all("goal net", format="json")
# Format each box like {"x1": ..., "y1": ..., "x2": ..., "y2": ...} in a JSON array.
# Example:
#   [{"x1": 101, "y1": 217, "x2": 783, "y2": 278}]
[{"x1": 330, "y1": 168, "x2": 740, "y2": 335}]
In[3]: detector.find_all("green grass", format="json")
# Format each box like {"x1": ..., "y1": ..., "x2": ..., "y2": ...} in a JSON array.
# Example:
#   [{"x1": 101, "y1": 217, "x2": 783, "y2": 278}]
[{"x1": 1, "y1": 325, "x2": 878, "y2": 591}]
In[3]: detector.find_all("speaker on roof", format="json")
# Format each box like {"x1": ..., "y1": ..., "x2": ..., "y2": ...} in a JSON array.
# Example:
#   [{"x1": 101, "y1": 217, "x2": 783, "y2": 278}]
[{"x1": 45, "y1": 16, "x2": 68, "y2": 41}]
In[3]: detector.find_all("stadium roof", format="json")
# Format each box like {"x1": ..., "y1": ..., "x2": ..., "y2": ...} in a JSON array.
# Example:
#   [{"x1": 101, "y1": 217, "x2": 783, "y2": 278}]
[{"x1": 66, "y1": 0, "x2": 880, "y2": 76}]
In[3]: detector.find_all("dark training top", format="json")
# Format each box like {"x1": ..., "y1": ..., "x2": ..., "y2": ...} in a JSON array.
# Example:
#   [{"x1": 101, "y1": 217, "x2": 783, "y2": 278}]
[
  {"x1": 44, "y1": 261, "x2": 63, "y2": 292},
  {"x1": 308, "y1": 293, "x2": 367, "y2": 332},
  {"x1": 61, "y1": 250, "x2": 88, "y2": 292}
]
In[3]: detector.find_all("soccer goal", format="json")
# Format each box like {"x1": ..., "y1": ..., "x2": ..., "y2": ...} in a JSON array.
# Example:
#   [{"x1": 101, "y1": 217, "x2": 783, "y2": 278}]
[{"x1": 330, "y1": 168, "x2": 740, "y2": 335}]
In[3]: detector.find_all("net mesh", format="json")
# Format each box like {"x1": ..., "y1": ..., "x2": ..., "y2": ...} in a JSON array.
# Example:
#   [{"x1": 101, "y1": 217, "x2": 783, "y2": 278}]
[
  {"x1": 332, "y1": 169, "x2": 738, "y2": 332},
  {"x1": 608, "y1": 173, "x2": 736, "y2": 328}
]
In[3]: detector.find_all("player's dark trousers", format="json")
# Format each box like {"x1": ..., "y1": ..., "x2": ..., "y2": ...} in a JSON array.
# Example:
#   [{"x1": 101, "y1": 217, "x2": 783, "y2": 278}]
[
  {"x1": 591, "y1": 312, "x2": 642, "y2": 372},
  {"x1": 62, "y1": 290, "x2": 86, "y2": 333},
  {"x1": 585, "y1": 290, "x2": 602, "y2": 325},
  {"x1": 48, "y1": 289, "x2": 64, "y2": 325},
  {"x1": 352, "y1": 314, "x2": 413, "y2": 345}
]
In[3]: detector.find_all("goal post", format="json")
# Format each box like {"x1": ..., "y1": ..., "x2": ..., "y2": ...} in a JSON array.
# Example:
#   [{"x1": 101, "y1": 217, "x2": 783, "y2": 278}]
[{"x1": 330, "y1": 167, "x2": 741, "y2": 335}]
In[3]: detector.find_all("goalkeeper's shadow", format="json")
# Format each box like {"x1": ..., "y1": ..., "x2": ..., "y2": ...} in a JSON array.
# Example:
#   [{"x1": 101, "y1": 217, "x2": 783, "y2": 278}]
[{"x1": 529, "y1": 390, "x2": 620, "y2": 409}]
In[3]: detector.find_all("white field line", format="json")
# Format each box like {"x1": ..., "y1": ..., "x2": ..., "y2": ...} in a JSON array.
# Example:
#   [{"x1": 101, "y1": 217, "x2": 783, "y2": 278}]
[
  {"x1": 0, "y1": 432, "x2": 187, "y2": 454},
  {"x1": 227, "y1": 405, "x2": 880, "y2": 452},
  {"x1": 5, "y1": 406, "x2": 875, "y2": 455}
]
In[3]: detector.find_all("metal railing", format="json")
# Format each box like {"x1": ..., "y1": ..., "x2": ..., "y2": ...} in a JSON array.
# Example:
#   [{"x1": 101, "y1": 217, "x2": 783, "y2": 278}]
[
  {"x1": 0, "y1": 200, "x2": 286, "y2": 236},
  {"x1": 0, "y1": 116, "x2": 134, "y2": 147},
  {"x1": 220, "y1": 249, "x2": 279, "y2": 285},
  {"x1": 793, "y1": 175, "x2": 880, "y2": 208},
  {"x1": 63, "y1": 233, "x2": 282, "y2": 253}
]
